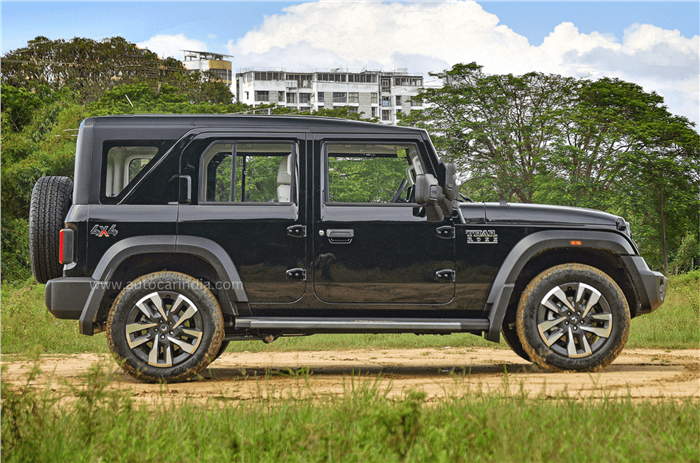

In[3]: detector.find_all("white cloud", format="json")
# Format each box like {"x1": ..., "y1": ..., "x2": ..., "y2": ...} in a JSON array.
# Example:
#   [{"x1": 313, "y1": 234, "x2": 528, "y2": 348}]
[
  {"x1": 137, "y1": 33, "x2": 207, "y2": 60},
  {"x1": 222, "y1": 0, "x2": 699, "y2": 125}
]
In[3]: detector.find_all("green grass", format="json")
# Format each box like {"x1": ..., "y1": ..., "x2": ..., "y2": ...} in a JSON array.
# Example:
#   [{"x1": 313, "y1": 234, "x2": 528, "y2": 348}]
[
  {"x1": 2, "y1": 271, "x2": 698, "y2": 355},
  {"x1": 2, "y1": 358, "x2": 698, "y2": 463},
  {"x1": 627, "y1": 270, "x2": 700, "y2": 349}
]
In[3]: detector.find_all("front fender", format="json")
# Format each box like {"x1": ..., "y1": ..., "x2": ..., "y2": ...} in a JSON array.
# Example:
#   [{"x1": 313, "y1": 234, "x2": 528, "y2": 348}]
[{"x1": 483, "y1": 230, "x2": 635, "y2": 342}]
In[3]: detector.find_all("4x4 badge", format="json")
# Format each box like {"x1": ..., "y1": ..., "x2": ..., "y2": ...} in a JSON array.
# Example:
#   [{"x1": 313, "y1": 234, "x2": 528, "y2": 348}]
[{"x1": 91, "y1": 224, "x2": 118, "y2": 238}]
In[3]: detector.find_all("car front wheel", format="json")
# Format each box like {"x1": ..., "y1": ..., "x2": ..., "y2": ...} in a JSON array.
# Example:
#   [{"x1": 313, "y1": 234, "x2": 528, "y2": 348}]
[
  {"x1": 516, "y1": 264, "x2": 630, "y2": 372},
  {"x1": 107, "y1": 272, "x2": 224, "y2": 383}
]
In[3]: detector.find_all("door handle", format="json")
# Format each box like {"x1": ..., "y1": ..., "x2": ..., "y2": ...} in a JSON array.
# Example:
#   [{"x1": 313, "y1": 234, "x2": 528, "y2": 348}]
[{"x1": 326, "y1": 229, "x2": 354, "y2": 244}]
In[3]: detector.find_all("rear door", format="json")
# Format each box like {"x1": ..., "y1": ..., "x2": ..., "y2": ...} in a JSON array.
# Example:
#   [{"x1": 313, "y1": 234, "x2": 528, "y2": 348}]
[{"x1": 178, "y1": 133, "x2": 308, "y2": 303}]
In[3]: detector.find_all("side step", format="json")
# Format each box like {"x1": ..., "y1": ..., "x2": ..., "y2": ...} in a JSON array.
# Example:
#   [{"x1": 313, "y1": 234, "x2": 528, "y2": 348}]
[{"x1": 234, "y1": 317, "x2": 490, "y2": 334}]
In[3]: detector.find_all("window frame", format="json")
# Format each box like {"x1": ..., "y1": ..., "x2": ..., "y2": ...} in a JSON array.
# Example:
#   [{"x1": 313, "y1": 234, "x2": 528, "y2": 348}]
[
  {"x1": 322, "y1": 141, "x2": 425, "y2": 206},
  {"x1": 99, "y1": 140, "x2": 175, "y2": 204}
]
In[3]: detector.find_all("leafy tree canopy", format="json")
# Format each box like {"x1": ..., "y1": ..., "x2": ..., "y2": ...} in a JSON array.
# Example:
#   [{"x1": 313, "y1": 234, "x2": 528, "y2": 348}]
[{"x1": 402, "y1": 62, "x2": 700, "y2": 270}]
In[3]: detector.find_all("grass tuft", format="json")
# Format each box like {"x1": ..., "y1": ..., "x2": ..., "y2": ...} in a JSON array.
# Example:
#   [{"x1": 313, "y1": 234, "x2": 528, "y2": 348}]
[
  {"x1": 2, "y1": 271, "x2": 698, "y2": 355},
  {"x1": 2, "y1": 356, "x2": 698, "y2": 463}
]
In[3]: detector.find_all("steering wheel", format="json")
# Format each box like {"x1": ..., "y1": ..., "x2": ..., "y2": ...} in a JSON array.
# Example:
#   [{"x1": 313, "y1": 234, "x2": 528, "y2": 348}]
[{"x1": 390, "y1": 179, "x2": 409, "y2": 203}]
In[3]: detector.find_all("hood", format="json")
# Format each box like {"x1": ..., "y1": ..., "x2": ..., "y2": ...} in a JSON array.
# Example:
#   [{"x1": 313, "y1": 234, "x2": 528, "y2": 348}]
[{"x1": 478, "y1": 202, "x2": 622, "y2": 228}]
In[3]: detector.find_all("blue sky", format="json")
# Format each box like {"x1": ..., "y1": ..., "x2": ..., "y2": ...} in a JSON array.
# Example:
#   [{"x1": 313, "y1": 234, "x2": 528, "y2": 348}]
[
  {"x1": 2, "y1": 2, "x2": 698, "y2": 54},
  {"x1": 2, "y1": 1, "x2": 698, "y2": 124}
]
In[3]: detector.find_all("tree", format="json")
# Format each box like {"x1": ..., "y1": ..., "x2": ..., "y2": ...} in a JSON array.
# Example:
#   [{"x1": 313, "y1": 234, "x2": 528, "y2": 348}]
[
  {"x1": 402, "y1": 63, "x2": 700, "y2": 271},
  {"x1": 402, "y1": 63, "x2": 578, "y2": 203},
  {"x1": 1, "y1": 36, "x2": 234, "y2": 105}
]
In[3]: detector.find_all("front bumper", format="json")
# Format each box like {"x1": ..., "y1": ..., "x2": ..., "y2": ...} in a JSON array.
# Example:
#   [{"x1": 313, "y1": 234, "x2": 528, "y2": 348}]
[
  {"x1": 622, "y1": 256, "x2": 668, "y2": 315},
  {"x1": 45, "y1": 277, "x2": 107, "y2": 335}
]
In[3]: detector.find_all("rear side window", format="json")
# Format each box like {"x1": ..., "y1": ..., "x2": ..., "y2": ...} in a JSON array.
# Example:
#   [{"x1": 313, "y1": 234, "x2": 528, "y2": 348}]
[
  {"x1": 201, "y1": 142, "x2": 297, "y2": 204},
  {"x1": 101, "y1": 140, "x2": 174, "y2": 203}
]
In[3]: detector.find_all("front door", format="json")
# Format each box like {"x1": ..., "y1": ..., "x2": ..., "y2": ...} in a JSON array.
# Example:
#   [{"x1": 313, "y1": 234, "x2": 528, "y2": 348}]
[
  {"x1": 178, "y1": 134, "x2": 307, "y2": 303},
  {"x1": 313, "y1": 139, "x2": 455, "y2": 305}
]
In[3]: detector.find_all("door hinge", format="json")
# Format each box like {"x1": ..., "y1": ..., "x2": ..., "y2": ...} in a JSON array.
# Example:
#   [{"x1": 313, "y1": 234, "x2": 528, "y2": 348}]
[
  {"x1": 286, "y1": 268, "x2": 307, "y2": 281},
  {"x1": 435, "y1": 269, "x2": 456, "y2": 282},
  {"x1": 436, "y1": 225, "x2": 455, "y2": 239},
  {"x1": 287, "y1": 225, "x2": 307, "y2": 238}
]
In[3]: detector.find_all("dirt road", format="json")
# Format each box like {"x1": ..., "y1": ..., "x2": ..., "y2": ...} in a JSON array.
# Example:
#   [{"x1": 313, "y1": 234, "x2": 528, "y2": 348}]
[{"x1": 3, "y1": 348, "x2": 698, "y2": 403}]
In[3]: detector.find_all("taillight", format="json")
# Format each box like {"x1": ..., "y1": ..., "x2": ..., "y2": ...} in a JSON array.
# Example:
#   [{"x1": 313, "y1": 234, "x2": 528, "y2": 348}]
[
  {"x1": 59, "y1": 230, "x2": 65, "y2": 264},
  {"x1": 58, "y1": 228, "x2": 74, "y2": 265}
]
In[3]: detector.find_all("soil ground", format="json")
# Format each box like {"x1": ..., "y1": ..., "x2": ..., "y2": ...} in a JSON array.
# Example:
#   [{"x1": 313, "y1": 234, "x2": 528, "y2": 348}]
[{"x1": 2, "y1": 348, "x2": 698, "y2": 404}]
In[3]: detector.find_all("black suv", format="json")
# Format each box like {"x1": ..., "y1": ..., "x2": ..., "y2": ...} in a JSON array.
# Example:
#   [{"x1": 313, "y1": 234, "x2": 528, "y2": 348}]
[{"x1": 30, "y1": 115, "x2": 667, "y2": 382}]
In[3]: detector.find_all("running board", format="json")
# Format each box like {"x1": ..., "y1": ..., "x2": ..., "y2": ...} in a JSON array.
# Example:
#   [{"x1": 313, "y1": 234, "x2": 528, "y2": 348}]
[{"x1": 234, "y1": 317, "x2": 490, "y2": 334}]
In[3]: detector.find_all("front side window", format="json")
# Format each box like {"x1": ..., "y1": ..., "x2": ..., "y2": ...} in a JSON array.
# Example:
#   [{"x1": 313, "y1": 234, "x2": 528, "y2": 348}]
[
  {"x1": 201, "y1": 142, "x2": 297, "y2": 203},
  {"x1": 326, "y1": 143, "x2": 424, "y2": 204}
]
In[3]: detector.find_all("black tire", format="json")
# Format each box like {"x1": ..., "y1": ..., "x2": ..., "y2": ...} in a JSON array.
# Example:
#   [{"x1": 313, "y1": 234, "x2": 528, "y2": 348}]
[
  {"x1": 215, "y1": 340, "x2": 230, "y2": 360},
  {"x1": 29, "y1": 176, "x2": 73, "y2": 284},
  {"x1": 501, "y1": 304, "x2": 531, "y2": 362},
  {"x1": 516, "y1": 264, "x2": 630, "y2": 372},
  {"x1": 107, "y1": 272, "x2": 224, "y2": 383}
]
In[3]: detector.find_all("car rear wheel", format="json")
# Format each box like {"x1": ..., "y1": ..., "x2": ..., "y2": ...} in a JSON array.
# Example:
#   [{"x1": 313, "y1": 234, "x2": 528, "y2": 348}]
[
  {"x1": 107, "y1": 272, "x2": 224, "y2": 383},
  {"x1": 516, "y1": 264, "x2": 630, "y2": 372}
]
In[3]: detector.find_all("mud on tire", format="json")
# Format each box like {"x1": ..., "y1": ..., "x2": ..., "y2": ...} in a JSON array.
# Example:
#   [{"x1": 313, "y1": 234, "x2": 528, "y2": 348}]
[
  {"x1": 29, "y1": 176, "x2": 73, "y2": 283},
  {"x1": 107, "y1": 272, "x2": 224, "y2": 383},
  {"x1": 516, "y1": 263, "x2": 630, "y2": 372}
]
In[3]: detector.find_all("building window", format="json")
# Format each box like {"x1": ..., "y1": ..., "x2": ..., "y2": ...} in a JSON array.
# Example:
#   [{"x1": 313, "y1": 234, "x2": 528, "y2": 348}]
[
  {"x1": 411, "y1": 96, "x2": 422, "y2": 106},
  {"x1": 299, "y1": 93, "x2": 311, "y2": 104},
  {"x1": 210, "y1": 69, "x2": 232, "y2": 83},
  {"x1": 396, "y1": 109, "x2": 402, "y2": 119},
  {"x1": 318, "y1": 92, "x2": 324, "y2": 103},
  {"x1": 381, "y1": 79, "x2": 391, "y2": 93},
  {"x1": 318, "y1": 73, "x2": 347, "y2": 83},
  {"x1": 394, "y1": 77, "x2": 423, "y2": 86},
  {"x1": 395, "y1": 96, "x2": 402, "y2": 106},
  {"x1": 371, "y1": 107, "x2": 377, "y2": 118},
  {"x1": 371, "y1": 93, "x2": 378, "y2": 104},
  {"x1": 382, "y1": 110, "x2": 391, "y2": 121},
  {"x1": 245, "y1": 91, "x2": 249, "y2": 100},
  {"x1": 300, "y1": 107, "x2": 311, "y2": 112},
  {"x1": 317, "y1": 104, "x2": 324, "y2": 111},
  {"x1": 277, "y1": 91, "x2": 285, "y2": 103},
  {"x1": 254, "y1": 72, "x2": 282, "y2": 81},
  {"x1": 287, "y1": 74, "x2": 313, "y2": 88},
  {"x1": 347, "y1": 74, "x2": 377, "y2": 83},
  {"x1": 255, "y1": 91, "x2": 269, "y2": 102},
  {"x1": 287, "y1": 93, "x2": 296, "y2": 104},
  {"x1": 348, "y1": 92, "x2": 359, "y2": 103},
  {"x1": 348, "y1": 106, "x2": 359, "y2": 114},
  {"x1": 333, "y1": 92, "x2": 347, "y2": 103},
  {"x1": 381, "y1": 96, "x2": 390, "y2": 107}
]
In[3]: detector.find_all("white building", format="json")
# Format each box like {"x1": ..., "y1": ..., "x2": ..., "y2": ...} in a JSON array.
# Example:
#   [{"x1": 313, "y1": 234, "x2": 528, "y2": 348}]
[
  {"x1": 183, "y1": 50, "x2": 233, "y2": 86},
  {"x1": 235, "y1": 68, "x2": 424, "y2": 124}
]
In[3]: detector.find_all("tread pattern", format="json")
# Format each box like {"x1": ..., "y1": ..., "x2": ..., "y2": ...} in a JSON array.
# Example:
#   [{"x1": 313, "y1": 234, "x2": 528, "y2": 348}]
[{"x1": 29, "y1": 176, "x2": 73, "y2": 283}]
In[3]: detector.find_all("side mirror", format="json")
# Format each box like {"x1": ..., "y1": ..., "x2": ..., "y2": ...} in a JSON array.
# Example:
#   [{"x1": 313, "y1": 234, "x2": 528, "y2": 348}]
[
  {"x1": 415, "y1": 173, "x2": 444, "y2": 222},
  {"x1": 443, "y1": 162, "x2": 457, "y2": 202},
  {"x1": 438, "y1": 162, "x2": 457, "y2": 216}
]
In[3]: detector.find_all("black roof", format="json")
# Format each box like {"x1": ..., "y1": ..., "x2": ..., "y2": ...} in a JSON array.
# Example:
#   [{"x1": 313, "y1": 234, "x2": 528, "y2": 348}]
[{"x1": 87, "y1": 114, "x2": 422, "y2": 135}]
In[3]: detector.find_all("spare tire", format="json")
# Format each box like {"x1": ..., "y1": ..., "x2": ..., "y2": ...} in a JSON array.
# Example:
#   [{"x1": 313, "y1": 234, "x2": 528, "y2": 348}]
[{"x1": 29, "y1": 176, "x2": 73, "y2": 284}]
